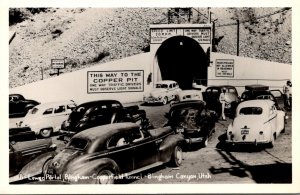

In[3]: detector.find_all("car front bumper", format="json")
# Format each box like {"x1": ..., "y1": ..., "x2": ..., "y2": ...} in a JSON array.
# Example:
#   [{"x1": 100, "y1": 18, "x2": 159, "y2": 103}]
[{"x1": 143, "y1": 97, "x2": 163, "y2": 104}]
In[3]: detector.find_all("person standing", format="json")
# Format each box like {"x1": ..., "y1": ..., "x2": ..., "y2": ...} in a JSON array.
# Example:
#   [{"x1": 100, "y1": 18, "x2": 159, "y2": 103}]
[
  {"x1": 219, "y1": 88, "x2": 226, "y2": 121},
  {"x1": 283, "y1": 80, "x2": 292, "y2": 107}
]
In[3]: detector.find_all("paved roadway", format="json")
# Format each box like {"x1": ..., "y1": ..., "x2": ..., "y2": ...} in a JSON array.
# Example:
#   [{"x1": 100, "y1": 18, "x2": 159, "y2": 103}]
[{"x1": 9, "y1": 102, "x2": 292, "y2": 184}]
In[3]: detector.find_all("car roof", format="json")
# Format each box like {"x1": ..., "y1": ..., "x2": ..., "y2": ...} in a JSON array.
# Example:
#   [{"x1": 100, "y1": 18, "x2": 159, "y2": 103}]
[
  {"x1": 73, "y1": 122, "x2": 139, "y2": 141},
  {"x1": 207, "y1": 85, "x2": 236, "y2": 89},
  {"x1": 238, "y1": 99, "x2": 274, "y2": 109},
  {"x1": 170, "y1": 100, "x2": 205, "y2": 111},
  {"x1": 34, "y1": 100, "x2": 75, "y2": 109},
  {"x1": 156, "y1": 80, "x2": 176, "y2": 85},
  {"x1": 77, "y1": 100, "x2": 122, "y2": 107},
  {"x1": 9, "y1": 94, "x2": 23, "y2": 97}
]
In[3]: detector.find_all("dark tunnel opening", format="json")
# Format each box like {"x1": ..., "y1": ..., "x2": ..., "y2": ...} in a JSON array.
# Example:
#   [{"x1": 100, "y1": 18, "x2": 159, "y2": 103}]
[{"x1": 155, "y1": 36, "x2": 209, "y2": 89}]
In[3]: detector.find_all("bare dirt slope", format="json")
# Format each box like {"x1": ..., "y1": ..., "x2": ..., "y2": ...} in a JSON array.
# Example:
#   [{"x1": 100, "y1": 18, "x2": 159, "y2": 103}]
[{"x1": 9, "y1": 8, "x2": 291, "y2": 88}]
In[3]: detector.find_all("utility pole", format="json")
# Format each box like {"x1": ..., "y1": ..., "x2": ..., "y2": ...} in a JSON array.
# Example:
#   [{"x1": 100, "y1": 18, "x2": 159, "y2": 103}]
[
  {"x1": 208, "y1": 7, "x2": 211, "y2": 23},
  {"x1": 237, "y1": 19, "x2": 240, "y2": 56}
]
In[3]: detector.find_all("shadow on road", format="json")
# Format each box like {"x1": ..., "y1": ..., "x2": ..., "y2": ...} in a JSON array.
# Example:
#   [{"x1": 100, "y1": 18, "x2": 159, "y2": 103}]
[
  {"x1": 216, "y1": 133, "x2": 267, "y2": 152},
  {"x1": 140, "y1": 102, "x2": 165, "y2": 107},
  {"x1": 209, "y1": 149, "x2": 292, "y2": 183}
]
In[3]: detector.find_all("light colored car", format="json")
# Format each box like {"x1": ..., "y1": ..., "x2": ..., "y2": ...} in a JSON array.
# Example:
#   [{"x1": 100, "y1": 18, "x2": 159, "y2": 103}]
[
  {"x1": 171, "y1": 90, "x2": 204, "y2": 106},
  {"x1": 143, "y1": 80, "x2": 181, "y2": 105},
  {"x1": 226, "y1": 100, "x2": 286, "y2": 148},
  {"x1": 192, "y1": 79, "x2": 207, "y2": 92},
  {"x1": 20, "y1": 100, "x2": 76, "y2": 138}
]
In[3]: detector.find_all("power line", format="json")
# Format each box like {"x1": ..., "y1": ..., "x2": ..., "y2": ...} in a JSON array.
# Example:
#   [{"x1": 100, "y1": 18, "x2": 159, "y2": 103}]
[{"x1": 216, "y1": 7, "x2": 291, "y2": 27}]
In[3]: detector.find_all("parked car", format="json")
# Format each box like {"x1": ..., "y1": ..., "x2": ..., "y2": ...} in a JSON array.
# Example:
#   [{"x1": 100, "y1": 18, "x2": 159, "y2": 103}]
[
  {"x1": 19, "y1": 100, "x2": 77, "y2": 138},
  {"x1": 9, "y1": 137, "x2": 57, "y2": 183},
  {"x1": 143, "y1": 80, "x2": 181, "y2": 105},
  {"x1": 9, "y1": 94, "x2": 40, "y2": 118},
  {"x1": 45, "y1": 122, "x2": 185, "y2": 184},
  {"x1": 171, "y1": 90, "x2": 204, "y2": 106},
  {"x1": 240, "y1": 84, "x2": 285, "y2": 110},
  {"x1": 165, "y1": 100, "x2": 217, "y2": 147},
  {"x1": 226, "y1": 100, "x2": 286, "y2": 148},
  {"x1": 9, "y1": 127, "x2": 36, "y2": 142},
  {"x1": 60, "y1": 100, "x2": 151, "y2": 140},
  {"x1": 202, "y1": 85, "x2": 239, "y2": 117},
  {"x1": 192, "y1": 79, "x2": 207, "y2": 92}
]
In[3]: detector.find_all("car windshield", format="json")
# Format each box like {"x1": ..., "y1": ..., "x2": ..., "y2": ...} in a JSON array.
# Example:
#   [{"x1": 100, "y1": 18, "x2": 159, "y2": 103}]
[
  {"x1": 256, "y1": 95, "x2": 274, "y2": 101},
  {"x1": 239, "y1": 107, "x2": 263, "y2": 115},
  {"x1": 156, "y1": 84, "x2": 168, "y2": 88},
  {"x1": 67, "y1": 138, "x2": 88, "y2": 150}
]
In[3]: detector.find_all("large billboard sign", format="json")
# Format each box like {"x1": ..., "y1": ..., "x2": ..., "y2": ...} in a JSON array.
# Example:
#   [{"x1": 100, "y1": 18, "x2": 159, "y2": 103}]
[{"x1": 87, "y1": 70, "x2": 144, "y2": 93}]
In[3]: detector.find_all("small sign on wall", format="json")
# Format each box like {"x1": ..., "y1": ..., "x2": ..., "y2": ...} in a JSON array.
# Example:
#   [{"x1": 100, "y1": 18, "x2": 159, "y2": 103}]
[
  {"x1": 215, "y1": 59, "x2": 234, "y2": 77},
  {"x1": 87, "y1": 70, "x2": 144, "y2": 93},
  {"x1": 51, "y1": 59, "x2": 65, "y2": 69}
]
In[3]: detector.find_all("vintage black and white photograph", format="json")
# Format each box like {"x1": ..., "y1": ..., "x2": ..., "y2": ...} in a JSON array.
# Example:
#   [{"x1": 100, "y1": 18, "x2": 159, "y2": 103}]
[{"x1": 2, "y1": 1, "x2": 300, "y2": 193}]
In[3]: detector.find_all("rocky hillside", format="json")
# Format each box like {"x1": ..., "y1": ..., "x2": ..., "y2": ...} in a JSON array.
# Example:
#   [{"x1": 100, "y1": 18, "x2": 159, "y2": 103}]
[{"x1": 9, "y1": 8, "x2": 291, "y2": 88}]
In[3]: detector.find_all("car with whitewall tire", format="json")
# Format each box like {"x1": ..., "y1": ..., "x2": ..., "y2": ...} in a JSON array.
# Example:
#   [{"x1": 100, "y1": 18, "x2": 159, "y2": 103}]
[{"x1": 143, "y1": 80, "x2": 181, "y2": 105}]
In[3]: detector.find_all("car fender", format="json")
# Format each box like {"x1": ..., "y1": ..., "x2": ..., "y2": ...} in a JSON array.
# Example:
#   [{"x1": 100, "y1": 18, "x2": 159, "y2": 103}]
[
  {"x1": 10, "y1": 151, "x2": 56, "y2": 183},
  {"x1": 158, "y1": 134, "x2": 185, "y2": 163},
  {"x1": 65, "y1": 157, "x2": 120, "y2": 183}
]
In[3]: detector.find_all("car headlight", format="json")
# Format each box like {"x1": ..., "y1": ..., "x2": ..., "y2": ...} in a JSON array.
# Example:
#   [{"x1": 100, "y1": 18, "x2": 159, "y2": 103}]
[{"x1": 158, "y1": 96, "x2": 162, "y2": 100}]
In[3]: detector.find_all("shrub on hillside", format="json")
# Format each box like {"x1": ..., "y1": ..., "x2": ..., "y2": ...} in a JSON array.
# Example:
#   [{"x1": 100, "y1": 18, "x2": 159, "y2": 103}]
[
  {"x1": 9, "y1": 8, "x2": 32, "y2": 25},
  {"x1": 9, "y1": 8, "x2": 49, "y2": 26}
]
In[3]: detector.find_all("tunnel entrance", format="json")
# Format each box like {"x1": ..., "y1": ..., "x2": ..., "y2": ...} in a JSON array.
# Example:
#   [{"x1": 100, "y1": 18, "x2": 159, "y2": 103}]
[{"x1": 155, "y1": 36, "x2": 209, "y2": 90}]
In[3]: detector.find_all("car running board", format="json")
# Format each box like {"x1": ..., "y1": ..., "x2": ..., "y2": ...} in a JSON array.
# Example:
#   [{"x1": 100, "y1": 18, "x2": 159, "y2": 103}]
[{"x1": 120, "y1": 162, "x2": 164, "y2": 177}]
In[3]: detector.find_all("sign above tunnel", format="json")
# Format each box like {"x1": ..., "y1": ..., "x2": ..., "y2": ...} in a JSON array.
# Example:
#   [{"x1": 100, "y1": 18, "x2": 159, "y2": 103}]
[{"x1": 150, "y1": 24, "x2": 212, "y2": 44}]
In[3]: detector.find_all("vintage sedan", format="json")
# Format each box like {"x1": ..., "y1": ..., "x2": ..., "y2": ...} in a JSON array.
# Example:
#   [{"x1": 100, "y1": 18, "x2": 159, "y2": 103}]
[
  {"x1": 171, "y1": 90, "x2": 204, "y2": 106},
  {"x1": 20, "y1": 100, "x2": 77, "y2": 138},
  {"x1": 9, "y1": 134, "x2": 57, "y2": 183},
  {"x1": 241, "y1": 84, "x2": 285, "y2": 110},
  {"x1": 9, "y1": 94, "x2": 40, "y2": 118},
  {"x1": 202, "y1": 85, "x2": 239, "y2": 117},
  {"x1": 45, "y1": 122, "x2": 185, "y2": 184},
  {"x1": 59, "y1": 100, "x2": 150, "y2": 140},
  {"x1": 226, "y1": 100, "x2": 286, "y2": 147},
  {"x1": 143, "y1": 80, "x2": 182, "y2": 105},
  {"x1": 165, "y1": 100, "x2": 217, "y2": 147}
]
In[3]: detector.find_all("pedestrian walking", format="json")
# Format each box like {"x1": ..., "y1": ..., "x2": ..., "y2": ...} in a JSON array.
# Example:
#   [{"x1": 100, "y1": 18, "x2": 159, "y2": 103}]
[{"x1": 219, "y1": 88, "x2": 226, "y2": 121}]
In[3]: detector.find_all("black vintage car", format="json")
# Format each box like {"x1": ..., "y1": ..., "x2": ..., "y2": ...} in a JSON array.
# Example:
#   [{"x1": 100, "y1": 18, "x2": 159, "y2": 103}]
[
  {"x1": 9, "y1": 94, "x2": 40, "y2": 118},
  {"x1": 46, "y1": 122, "x2": 185, "y2": 184},
  {"x1": 241, "y1": 85, "x2": 285, "y2": 110},
  {"x1": 202, "y1": 85, "x2": 239, "y2": 117},
  {"x1": 9, "y1": 128, "x2": 57, "y2": 183},
  {"x1": 60, "y1": 100, "x2": 151, "y2": 139},
  {"x1": 165, "y1": 100, "x2": 217, "y2": 147}
]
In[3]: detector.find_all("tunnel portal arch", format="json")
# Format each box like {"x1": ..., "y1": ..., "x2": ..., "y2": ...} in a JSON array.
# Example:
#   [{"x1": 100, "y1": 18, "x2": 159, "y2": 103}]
[
  {"x1": 155, "y1": 36, "x2": 209, "y2": 89},
  {"x1": 149, "y1": 24, "x2": 212, "y2": 90}
]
